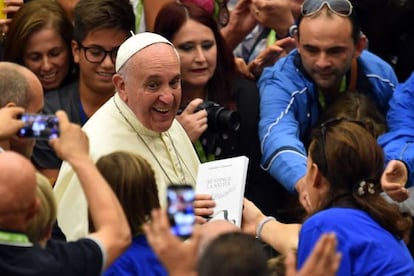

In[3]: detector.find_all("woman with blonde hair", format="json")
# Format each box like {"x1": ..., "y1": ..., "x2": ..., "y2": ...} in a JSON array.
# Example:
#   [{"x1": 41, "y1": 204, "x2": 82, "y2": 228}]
[{"x1": 26, "y1": 172, "x2": 57, "y2": 247}]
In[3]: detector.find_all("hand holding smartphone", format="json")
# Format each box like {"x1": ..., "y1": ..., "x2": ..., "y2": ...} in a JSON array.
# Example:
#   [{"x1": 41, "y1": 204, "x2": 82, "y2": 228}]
[
  {"x1": 17, "y1": 113, "x2": 60, "y2": 140},
  {"x1": 167, "y1": 184, "x2": 195, "y2": 239}
]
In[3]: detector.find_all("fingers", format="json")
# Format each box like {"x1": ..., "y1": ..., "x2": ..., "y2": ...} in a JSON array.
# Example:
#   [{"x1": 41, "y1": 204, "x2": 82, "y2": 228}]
[
  {"x1": 317, "y1": 233, "x2": 342, "y2": 275},
  {"x1": 284, "y1": 250, "x2": 297, "y2": 276},
  {"x1": 381, "y1": 160, "x2": 409, "y2": 201},
  {"x1": 6, "y1": 106, "x2": 25, "y2": 117},
  {"x1": 144, "y1": 209, "x2": 174, "y2": 255},
  {"x1": 387, "y1": 188, "x2": 410, "y2": 202},
  {"x1": 194, "y1": 193, "x2": 212, "y2": 201},
  {"x1": 195, "y1": 215, "x2": 209, "y2": 224},
  {"x1": 295, "y1": 233, "x2": 341, "y2": 276},
  {"x1": 275, "y1": 36, "x2": 296, "y2": 50},
  {"x1": 194, "y1": 194, "x2": 215, "y2": 223},
  {"x1": 182, "y1": 98, "x2": 204, "y2": 114},
  {"x1": 0, "y1": 107, "x2": 25, "y2": 139},
  {"x1": 235, "y1": 57, "x2": 255, "y2": 79},
  {"x1": 55, "y1": 110, "x2": 69, "y2": 130},
  {"x1": 49, "y1": 110, "x2": 89, "y2": 161},
  {"x1": 194, "y1": 207, "x2": 214, "y2": 218},
  {"x1": 194, "y1": 206, "x2": 214, "y2": 222},
  {"x1": 193, "y1": 195, "x2": 215, "y2": 209},
  {"x1": 193, "y1": 198, "x2": 215, "y2": 209},
  {"x1": 177, "y1": 99, "x2": 208, "y2": 141}
]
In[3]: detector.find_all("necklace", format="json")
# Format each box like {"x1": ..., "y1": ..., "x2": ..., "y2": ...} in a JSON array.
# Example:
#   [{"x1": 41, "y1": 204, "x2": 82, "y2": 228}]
[{"x1": 113, "y1": 97, "x2": 194, "y2": 185}]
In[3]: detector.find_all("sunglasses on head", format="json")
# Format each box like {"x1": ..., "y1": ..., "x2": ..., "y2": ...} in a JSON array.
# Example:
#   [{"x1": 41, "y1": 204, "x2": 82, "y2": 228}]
[
  {"x1": 301, "y1": 0, "x2": 353, "y2": 17},
  {"x1": 316, "y1": 117, "x2": 366, "y2": 175}
]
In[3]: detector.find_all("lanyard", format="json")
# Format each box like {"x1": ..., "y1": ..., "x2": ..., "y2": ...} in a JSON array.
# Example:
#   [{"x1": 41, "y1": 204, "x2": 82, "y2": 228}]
[
  {"x1": 135, "y1": 0, "x2": 143, "y2": 32},
  {"x1": 318, "y1": 76, "x2": 347, "y2": 110},
  {"x1": 0, "y1": 230, "x2": 31, "y2": 246},
  {"x1": 194, "y1": 139, "x2": 215, "y2": 163}
]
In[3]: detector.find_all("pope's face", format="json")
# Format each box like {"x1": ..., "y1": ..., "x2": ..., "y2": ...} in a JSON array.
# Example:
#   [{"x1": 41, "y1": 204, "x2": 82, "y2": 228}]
[{"x1": 116, "y1": 43, "x2": 182, "y2": 133}]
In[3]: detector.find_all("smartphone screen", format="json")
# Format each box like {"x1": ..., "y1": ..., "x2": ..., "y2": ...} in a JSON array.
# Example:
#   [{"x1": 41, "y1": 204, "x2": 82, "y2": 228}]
[
  {"x1": 167, "y1": 184, "x2": 195, "y2": 239},
  {"x1": 17, "y1": 113, "x2": 60, "y2": 140}
]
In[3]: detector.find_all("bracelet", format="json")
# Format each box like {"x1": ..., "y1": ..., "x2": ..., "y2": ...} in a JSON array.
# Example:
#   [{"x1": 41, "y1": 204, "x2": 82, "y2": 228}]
[{"x1": 256, "y1": 216, "x2": 276, "y2": 240}]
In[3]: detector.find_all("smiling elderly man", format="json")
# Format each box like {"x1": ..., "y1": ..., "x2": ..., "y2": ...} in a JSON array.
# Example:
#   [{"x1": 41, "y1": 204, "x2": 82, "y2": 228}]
[{"x1": 54, "y1": 32, "x2": 215, "y2": 241}]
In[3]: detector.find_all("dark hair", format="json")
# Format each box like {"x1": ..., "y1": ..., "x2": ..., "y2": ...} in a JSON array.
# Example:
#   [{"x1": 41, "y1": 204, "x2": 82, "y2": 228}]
[
  {"x1": 96, "y1": 151, "x2": 160, "y2": 235},
  {"x1": 309, "y1": 120, "x2": 412, "y2": 239},
  {"x1": 154, "y1": 2, "x2": 235, "y2": 107},
  {"x1": 73, "y1": 0, "x2": 135, "y2": 43},
  {"x1": 198, "y1": 232, "x2": 269, "y2": 276},
  {"x1": 320, "y1": 93, "x2": 387, "y2": 138},
  {"x1": 4, "y1": 0, "x2": 73, "y2": 67},
  {"x1": 297, "y1": 3, "x2": 362, "y2": 44}
]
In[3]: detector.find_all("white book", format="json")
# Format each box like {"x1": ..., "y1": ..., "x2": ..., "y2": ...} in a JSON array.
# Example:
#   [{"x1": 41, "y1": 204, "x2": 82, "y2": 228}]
[{"x1": 195, "y1": 156, "x2": 249, "y2": 227}]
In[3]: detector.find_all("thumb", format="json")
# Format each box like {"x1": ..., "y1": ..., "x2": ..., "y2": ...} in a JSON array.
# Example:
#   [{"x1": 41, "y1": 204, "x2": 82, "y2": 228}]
[{"x1": 55, "y1": 110, "x2": 69, "y2": 129}]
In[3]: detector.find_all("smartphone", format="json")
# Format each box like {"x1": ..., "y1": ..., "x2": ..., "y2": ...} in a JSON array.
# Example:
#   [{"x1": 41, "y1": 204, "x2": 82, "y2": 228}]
[
  {"x1": 17, "y1": 113, "x2": 60, "y2": 140},
  {"x1": 167, "y1": 184, "x2": 195, "y2": 239},
  {"x1": 0, "y1": 0, "x2": 6, "y2": 20}
]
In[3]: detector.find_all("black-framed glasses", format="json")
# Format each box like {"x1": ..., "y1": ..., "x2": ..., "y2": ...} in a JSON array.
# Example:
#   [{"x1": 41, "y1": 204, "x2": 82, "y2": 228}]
[
  {"x1": 301, "y1": 0, "x2": 353, "y2": 17},
  {"x1": 316, "y1": 117, "x2": 366, "y2": 175},
  {"x1": 79, "y1": 44, "x2": 119, "y2": 64}
]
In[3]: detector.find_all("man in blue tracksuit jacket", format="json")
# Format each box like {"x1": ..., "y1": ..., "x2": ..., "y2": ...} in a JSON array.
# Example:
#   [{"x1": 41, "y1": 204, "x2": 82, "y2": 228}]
[{"x1": 258, "y1": 1, "x2": 398, "y2": 203}]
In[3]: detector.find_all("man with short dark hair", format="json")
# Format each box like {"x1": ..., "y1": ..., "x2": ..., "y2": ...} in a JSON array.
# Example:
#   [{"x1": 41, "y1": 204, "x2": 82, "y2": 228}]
[{"x1": 258, "y1": 0, "x2": 398, "y2": 206}]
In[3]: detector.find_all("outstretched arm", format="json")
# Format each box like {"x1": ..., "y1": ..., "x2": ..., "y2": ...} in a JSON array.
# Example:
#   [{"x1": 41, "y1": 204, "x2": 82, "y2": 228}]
[
  {"x1": 242, "y1": 198, "x2": 301, "y2": 254},
  {"x1": 49, "y1": 111, "x2": 131, "y2": 269}
]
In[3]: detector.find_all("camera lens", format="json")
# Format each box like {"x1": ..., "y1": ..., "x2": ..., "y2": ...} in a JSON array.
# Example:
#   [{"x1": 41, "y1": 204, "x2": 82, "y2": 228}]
[
  {"x1": 201, "y1": 101, "x2": 240, "y2": 133},
  {"x1": 215, "y1": 108, "x2": 240, "y2": 132}
]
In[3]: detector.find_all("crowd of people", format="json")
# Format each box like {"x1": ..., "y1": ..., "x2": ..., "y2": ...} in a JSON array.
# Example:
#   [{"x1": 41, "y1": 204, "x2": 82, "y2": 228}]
[{"x1": 0, "y1": 0, "x2": 413, "y2": 275}]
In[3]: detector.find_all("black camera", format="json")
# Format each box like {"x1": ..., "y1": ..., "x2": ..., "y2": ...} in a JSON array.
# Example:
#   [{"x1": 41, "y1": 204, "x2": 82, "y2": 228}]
[{"x1": 179, "y1": 101, "x2": 240, "y2": 133}]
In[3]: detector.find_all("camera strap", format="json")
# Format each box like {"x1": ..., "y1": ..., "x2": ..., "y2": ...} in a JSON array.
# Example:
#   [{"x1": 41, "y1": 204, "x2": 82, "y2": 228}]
[
  {"x1": 194, "y1": 139, "x2": 215, "y2": 163},
  {"x1": 348, "y1": 58, "x2": 358, "y2": 93}
]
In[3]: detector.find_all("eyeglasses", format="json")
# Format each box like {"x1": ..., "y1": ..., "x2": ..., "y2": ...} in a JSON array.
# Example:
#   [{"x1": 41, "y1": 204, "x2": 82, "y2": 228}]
[
  {"x1": 301, "y1": 0, "x2": 353, "y2": 17},
  {"x1": 79, "y1": 44, "x2": 119, "y2": 64},
  {"x1": 316, "y1": 117, "x2": 366, "y2": 176}
]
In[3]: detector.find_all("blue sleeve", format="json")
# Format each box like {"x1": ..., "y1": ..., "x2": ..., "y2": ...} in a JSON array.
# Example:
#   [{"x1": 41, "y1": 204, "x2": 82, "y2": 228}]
[
  {"x1": 257, "y1": 53, "x2": 310, "y2": 193},
  {"x1": 378, "y1": 72, "x2": 414, "y2": 187},
  {"x1": 361, "y1": 50, "x2": 398, "y2": 113}
]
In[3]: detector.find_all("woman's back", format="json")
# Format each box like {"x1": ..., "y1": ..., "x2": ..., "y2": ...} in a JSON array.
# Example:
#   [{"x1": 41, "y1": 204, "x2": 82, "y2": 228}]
[{"x1": 298, "y1": 207, "x2": 414, "y2": 275}]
